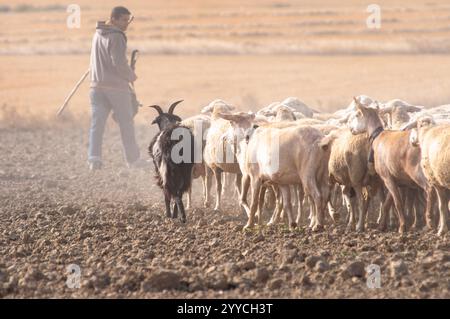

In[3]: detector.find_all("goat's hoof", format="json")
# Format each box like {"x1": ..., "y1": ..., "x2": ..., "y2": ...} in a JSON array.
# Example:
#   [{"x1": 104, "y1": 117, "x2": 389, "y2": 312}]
[
  {"x1": 356, "y1": 225, "x2": 365, "y2": 233},
  {"x1": 243, "y1": 224, "x2": 254, "y2": 231},
  {"x1": 289, "y1": 222, "x2": 298, "y2": 230}
]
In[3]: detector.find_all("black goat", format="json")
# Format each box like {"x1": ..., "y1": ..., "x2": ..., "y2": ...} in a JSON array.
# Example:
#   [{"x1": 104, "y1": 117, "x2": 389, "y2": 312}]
[{"x1": 148, "y1": 100, "x2": 194, "y2": 223}]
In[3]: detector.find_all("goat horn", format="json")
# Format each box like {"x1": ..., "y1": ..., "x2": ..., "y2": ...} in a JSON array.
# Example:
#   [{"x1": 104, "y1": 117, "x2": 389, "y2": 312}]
[
  {"x1": 147, "y1": 104, "x2": 163, "y2": 115},
  {"x1": 168, "y1": 100, "x2": 184, "y2": 115}
]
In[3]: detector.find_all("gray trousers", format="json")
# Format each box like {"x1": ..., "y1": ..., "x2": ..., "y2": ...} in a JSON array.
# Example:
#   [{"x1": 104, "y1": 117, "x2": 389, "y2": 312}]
[{"x1": 88, "y1": 88, "x2": 140, "y2": 164}]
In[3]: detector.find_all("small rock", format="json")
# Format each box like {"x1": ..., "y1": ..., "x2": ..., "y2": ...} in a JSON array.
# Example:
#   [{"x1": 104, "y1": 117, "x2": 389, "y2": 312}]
[
  {"x1": 254, "y1": 267, "x2": 270, "y2": 283},
  {"x1": 315, "y1": 260, "x2": 330, "y2": 273},
  {"x1": 341, "y1": 261, "x2": 365, "y2": 279},
  {"x1": 267, "y1": 278, "x2": 283, "y2": 289},
  {"x1": 389, "y1": 260, "x2": 408, "y2": 279},
  {"x1": 58, "y1": 205, "x2": 76, "y2": 215},
  {"x1": 141, "y1": 269, "x2": 181, "y2": 292},
  {"x1": 419, "y1": 279, "x2": 438, "y2": 292},
  {"x1": 282, "y1": 249, "x2": 298, "y2": 264},
  {"x1": 305, "y1": 256, "x2": 324, "y2": 269},
  {"x1": 300, "y1": 274, "x2": 313, "y2": 287},
  {"x1": 241, "y1": 260, "x2": 256, "y2": 271},
  {"x1": 253, "y1": 234, "x2": 265, "y2": 243}
]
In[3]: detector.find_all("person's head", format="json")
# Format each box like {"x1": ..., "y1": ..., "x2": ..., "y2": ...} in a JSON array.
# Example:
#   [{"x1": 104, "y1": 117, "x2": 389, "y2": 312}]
[{"x1": 110, "y1": 6, "x2": 133, "y2": 31}]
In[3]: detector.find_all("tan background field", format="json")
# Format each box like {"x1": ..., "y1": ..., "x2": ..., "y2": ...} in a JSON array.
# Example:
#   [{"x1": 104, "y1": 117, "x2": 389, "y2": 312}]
[{"x1": 1, "y1": 0, "x2": 450, "y2": 125}]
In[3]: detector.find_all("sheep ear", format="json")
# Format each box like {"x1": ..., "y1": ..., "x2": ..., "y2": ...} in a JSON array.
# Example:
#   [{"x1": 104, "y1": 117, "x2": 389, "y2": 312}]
[
  {"x1": 400, "y1": 120, "x2": 417, "y2": 131},
  {"x1": 216, "y1": 112, "x2": 235, "y2": 121},
  {"x1": 379, "y1": 106, "x2": 392, "y2": 115},
  {"x1": 405, "y1": 105, "x2": 423, "y2": 113},
  {"x1": 353, "y1": 97, "x2": 363, "y2": 111}
]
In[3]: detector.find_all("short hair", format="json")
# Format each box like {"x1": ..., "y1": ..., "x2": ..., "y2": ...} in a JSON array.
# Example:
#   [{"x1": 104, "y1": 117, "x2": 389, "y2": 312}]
[{"x1": 110, "y1": 6, "x2": 131, "y2": 20}]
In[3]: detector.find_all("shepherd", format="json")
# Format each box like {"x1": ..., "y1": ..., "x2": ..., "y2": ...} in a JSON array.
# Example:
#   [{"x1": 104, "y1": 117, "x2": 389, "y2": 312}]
[{"x1": 88, "y1": 6, "x2": 148, "y2": 170}]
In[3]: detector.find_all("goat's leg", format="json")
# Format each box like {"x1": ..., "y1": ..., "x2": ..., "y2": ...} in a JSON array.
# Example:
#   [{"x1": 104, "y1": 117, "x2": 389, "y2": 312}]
[
  {"x1": 172, "y1": 202, "x2": 178, "y2": 219},
  {"x1": 213, "y1": 167, "x2": 223, "y2": 211},
  {"x1": 384, "y1": 178, "x2": 407, "y2": 234},
  {"x1": 186, "y1": 185, "x2": 192, "y2": 210},
  {"x1": 435, "y1": 186, "x2": 449, "y2": 236},
  {"x1": 175, "y1": 196, "x2": 186, "y2": 223},
  {"x1": 164, "y1": 191, "x2": 172, "y2": 218}
]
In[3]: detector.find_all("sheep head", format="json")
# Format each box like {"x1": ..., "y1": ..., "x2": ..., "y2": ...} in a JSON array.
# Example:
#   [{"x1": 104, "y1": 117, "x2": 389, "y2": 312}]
[
  {"x1": 348, "y1": 97, "x2": 381, "y2": 134},
  {"x1": 148, "y1": 100, "x2": 184, "y2": 131}
]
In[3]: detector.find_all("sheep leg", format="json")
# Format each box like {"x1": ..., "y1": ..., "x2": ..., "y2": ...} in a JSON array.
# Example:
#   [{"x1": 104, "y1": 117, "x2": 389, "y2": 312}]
[
  {"x1": 425, "y1": 186, "x2": 436, "y2": 230},
  {"x1": 175, "y1": 196, "x2": 186, "y2": 223},
  {"x1": 378, "y1": 192, "x2": 392, "y2": 231},
  {"x1": 280, "y1": 185, "x2": 297, "y2": 230},
  {"x1": 204, "y1": 165, "x2": 212, "y2": 208},
  {"x1": 243, "y1": 178, "x2": 262, "y2": 230},
  {"x1": 435, "y1": 186, "x2": 449, "y2": 236},
  {"x1": 411, "y1": 189, "x2": 424, "y2": 230},
  {"x1": 305, "y1": 178, "x2": 324, "y2": 232},
  {"x1": 239, "y1": 174, "x2": 251, "y2": 218},
  {"x1": 327, "y1": 184, "x2": 341, "y2": 224},
  {"x1": 213, "y1": 167, "x2": 223, "y2": 211},
  {"x1": 267, "y1": 185, "x2": 282, "y2": 226},
  {"x1": 343, "y1": 186, "x2": 356, "y2": 232},
  {"x1": 295, "y1": 185, "x2": 305, "y2": 225},
  {"x1": 384, "y1": 178, "x2": 407, "y2": 234},
  {"x1": 257, "y1": 185, "x2": 266, "y2": 226},
  {"x1": 356, "y1": 186, "x2": 369, "y2": 232},
  {"x1": 404, "y1": 189, "x2": 414, "y2": 229}
]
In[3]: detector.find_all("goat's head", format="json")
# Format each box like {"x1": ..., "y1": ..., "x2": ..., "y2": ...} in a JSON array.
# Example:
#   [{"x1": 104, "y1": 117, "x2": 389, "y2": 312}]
[{"x1": 148, "y1": 100, "x2": 184, "y2": 131}]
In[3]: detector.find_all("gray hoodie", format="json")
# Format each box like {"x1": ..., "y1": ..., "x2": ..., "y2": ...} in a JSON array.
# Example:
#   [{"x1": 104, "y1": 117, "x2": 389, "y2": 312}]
[{"x1": 89, "y1": 21, "x2": 137, "y2": 91}]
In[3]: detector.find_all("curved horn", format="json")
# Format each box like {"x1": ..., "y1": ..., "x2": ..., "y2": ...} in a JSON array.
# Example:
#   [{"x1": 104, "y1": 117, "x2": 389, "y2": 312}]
[
  {"x1": 168, "y1": 100, "x2": 184, "y2": 115},
  {"x1": 147, "y1": 104, "x2": 163, "y2": 115}
]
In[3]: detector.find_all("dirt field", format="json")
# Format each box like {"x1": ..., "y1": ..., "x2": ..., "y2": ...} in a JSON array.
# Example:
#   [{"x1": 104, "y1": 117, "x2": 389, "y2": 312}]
[{"x1": 1, "y1": 0, "x2": 450, "y2": 298}]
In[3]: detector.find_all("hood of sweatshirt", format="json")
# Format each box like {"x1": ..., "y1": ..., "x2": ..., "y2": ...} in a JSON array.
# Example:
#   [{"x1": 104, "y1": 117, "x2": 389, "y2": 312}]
[{"x1": 95, "y1": 21, "x2": 126, "y2": 38}]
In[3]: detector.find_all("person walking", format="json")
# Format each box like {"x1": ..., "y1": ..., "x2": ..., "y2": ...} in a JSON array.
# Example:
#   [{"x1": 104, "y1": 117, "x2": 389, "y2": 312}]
[{"x1": 88, "y1": 6, "x2": 147, "y2": 170}]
